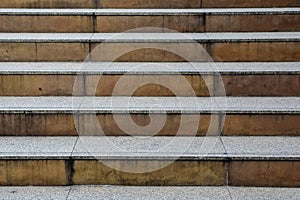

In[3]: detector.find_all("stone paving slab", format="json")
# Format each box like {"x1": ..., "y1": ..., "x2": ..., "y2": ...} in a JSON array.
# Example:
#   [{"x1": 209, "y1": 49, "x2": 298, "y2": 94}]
[
  {"x1": 68, "y1": 186, "x2": 231, "y2": 200},
  {"x1": 0, "y1": 137, "x2": 76, "y2": 159},
  {"x1": 0, "y1": 186, "x2": 299, "y2": 200},
  {"x1": 229, "y1": 187, "x2": 300, "y2": 200},
  {"x1": 0, "y1": 97, "x2": 299, "y2": 114},
  {"x1": 0, "y1": 62, "x2": 299, "y2": 75},
  {"x1": 0, "y1": 8, "x2": 299, "y2": 16},
  {"x1": 0, "y1": 136, "x2": 299, "y2": 160},
  {"x1": 0, "y1": 186, "x2": 70, "y2": 200},
  {"x1": 222, "y1": 137, "x2": 300, "y2": 160},
  {"x1": 72, "y1": 136, "x2": 226, "y2": 160},
  {"x1": 0, "y1": 32, "x2": 299, "y2": 43}
]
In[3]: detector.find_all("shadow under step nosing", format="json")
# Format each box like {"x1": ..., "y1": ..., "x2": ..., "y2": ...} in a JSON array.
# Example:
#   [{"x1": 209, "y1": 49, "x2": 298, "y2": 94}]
[
  {"x1": 0, "y1": 0, "x2": 299, "y2": 8},
  {"x1": 0, "y1": 136, "x2": 299, "y2": 186},
  {"x1": 0, "y1": 62, "x2": 299, "y2": 97},
  {"x1": 0, "y1": 97, "x2": 299, "y2": 136},
  {"x1": 0, "y1": 32, "x2": 299, "y2": 62},
  {"x1": 0, "y1": 8, "x2": 299, "y2": 32}
]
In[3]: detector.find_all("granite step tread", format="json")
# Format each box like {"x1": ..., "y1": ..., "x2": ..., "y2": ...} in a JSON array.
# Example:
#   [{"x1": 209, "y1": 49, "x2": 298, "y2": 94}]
[
  {"x1": 0, "y1": 8, "x2": 299, "y2": 15},
  {"x1": 0, "y1": 32, "x2": 299, "y2": 43},
  {"x1": 0, "y1": 62, "x2": 299, "y2": 75},
  {"x1": 0, "y1": 136, "x2": 299, "y2": 160},
  {"x1": 1, "y1": 186, "x2": 299, "y2": 200},
  {"x1": 0, "y1": 97, "x2": 299, "y2": 114}
]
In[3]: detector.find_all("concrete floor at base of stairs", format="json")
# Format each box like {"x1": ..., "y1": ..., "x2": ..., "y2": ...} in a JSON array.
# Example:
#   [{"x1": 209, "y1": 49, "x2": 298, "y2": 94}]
[{"x1": 0, "y1": 186, "x2": 299, "y2": 200}]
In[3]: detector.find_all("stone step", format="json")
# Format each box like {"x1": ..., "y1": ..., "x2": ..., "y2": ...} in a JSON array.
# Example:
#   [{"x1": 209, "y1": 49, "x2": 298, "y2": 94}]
[
  {"x1": 0, "y1": 97, "x2": 299, "y2": 136},
  {"x1": 0, "y1": 8, "x2": 299, "y2": 32},
  {"x1": 0, "y1": 0, "x2": 299, "y2": 8},
  {"x1": 0, "y1": 62, "x2": 299, "y2": 97},
  {"x1": 0, "y1": 136, "x2": 299, "y2": 186},
  {"x1": 1, "y1": 186, "x2": 299, "y2": 200},
  {"x1": 0, "y1": 32, "x2": 299, "y2": 62}
]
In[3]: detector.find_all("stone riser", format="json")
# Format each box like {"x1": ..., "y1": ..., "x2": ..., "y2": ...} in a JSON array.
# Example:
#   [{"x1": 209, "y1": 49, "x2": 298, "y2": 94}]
[
  {"x1": 0, "y1": 0, "x2": 298, "y2": 8},
  {"x1": 0, "y1": 113, "x2": 299, "y2": 136},
  {"x1": 0, "y1": 74, "x2": 299, "y2": 96},
  {"x1": 0, "y1": 159, "x2": 299, "y2": 187},
  {"x1": 1, "y1": 42, "x2": 299, "y2": 62},
  {"x1": 0, "y1": 14, "x2": 298, "y2": 33}
]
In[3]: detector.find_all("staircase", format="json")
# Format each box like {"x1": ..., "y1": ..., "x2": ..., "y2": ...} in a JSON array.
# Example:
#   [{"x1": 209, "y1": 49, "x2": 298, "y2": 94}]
[{"x1": 0, "y1": 0, "x2": 299, "y2": 199}]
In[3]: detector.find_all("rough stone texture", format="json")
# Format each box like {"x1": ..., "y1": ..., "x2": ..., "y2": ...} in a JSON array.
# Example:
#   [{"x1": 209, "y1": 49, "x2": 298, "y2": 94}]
[
  {"x1": 90, "y1": 42, "x2": 211, "y2": 62},
  {"x1": 0, "y1": 75, "x2": 84, "y2": 96},
  {"x1": 211, "y1": 42, "x2": 300, "y2": 62},
  {"x1": 0, "y1": 137, "x2": 76, "y2": 159},
  {"x1": 78, "y1": 114, "x2": 218, "y2": 136},
  {"x1": 0, "y1": 33, "x2": 93, "y2": 43},
  {"x1": 0, "y1": 114, "x2": 78, "y2": 136},
  {"x1": 1, "y1": 9, "x2": 299, "y2": 32},
  {"x1": 73, "y1": 160, "x2": 226, "y2": 185},
  {"x1": 0, "y1": 186, "x2": 298, "y2": 199},
  {"x1": 0, "y1": 62, "x2": 299, "y2": 75},
  {"x1": 206, "y1": 15, "x2": 300, "y2": 32},
  {"x1": 222, "y1": 115, "x2": 300, "y2": 136},
  {"x1": 0, "y1": 186, "x2": 70, "y2": 200},
  {"x1": 0, "y1": 33, "x2": 298, "y2": 62},
  {"x1": 73, "y1": 136, "x2": 225, "y2": 158},
  {"x1": 0, "y1": 43, "x2": 90, "y2": 62},
  {"x1": 0, "y1": 160, "x2": 68, "y2": 186},
  {"x1": 1, "y1": 0, "x2": 298, "y2": 8},
  {"x1": 229, "y1": 187, "x2": 300, "y2": 200},
  {"x1": 86, "y1": 74, "x2": 212, "y2": 96},
  {"x1": 202, "y1": 0, "x2": 300, "y2": 8},
  {"x1": 98, "y1": 0, "x2": 202, "y2": 8},
  {"x1": 229, "y1": 161, "x2": 300, "y2": 187},
  {"x1": 0, "y1": 0, "x2": 96, "y2": 8},
  {"x1": 69, "y1": 186, "x2": 230, "y2": 199},
  {"x1": 0, "y1": 43, "x2": 37, "y2": 62},
  {"x1": 222, "y1": 137, "x2": 300, "y2": 159},
  {"x1": 0, "y1": 16, "x2": 93, "y2": 33},
  {"x1": 218, "y1": 75, "x2": 300, "y2": 96},
  {"x1": 96, "y1": 15, "x2": 204, "y2": 32},
  {"x1": 0, "y1": 97, "x2": 299, "y2": 114},
  {"x1": 36, "y1": 43, "x2": 90, "y2": 61},
  {"x1": 0, "y1": 32, "x2": 299, "y2": 43}
]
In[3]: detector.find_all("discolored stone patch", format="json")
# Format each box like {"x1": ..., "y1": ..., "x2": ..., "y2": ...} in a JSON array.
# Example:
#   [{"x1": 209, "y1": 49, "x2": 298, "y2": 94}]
[
  {"x1": 0, "y1": 160, "x2": 68, "y2": 186},
  {"x1": 78, "y1": 114, "x2": 219, "y2": 136},
  {"x1": 0, "y1": 114, "x2": 78, "y2": 136},
  {"x1": 73, "y1": 160, "x2": 226, "y2": 185},
  {"x1": 222, "y1": 115, "x2": 300, "y2": 136},
  {"x1": 229, "y1": 161, "x2": 300, "y2": 187}
]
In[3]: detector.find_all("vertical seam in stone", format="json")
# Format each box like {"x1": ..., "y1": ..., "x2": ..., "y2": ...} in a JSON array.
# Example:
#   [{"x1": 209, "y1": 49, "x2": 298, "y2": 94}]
[
  {"x1": 225, "y1": 159, "x2": 231, "y2": 186},
  {"x1": 92, "y1": 14, "x2": 97, "y2": 33},
  {"x1": 67, "y1": 136, "x2": 79, "y2": 185},
  {"x1": 205, "y1": 42, "x2": 212, "y2": 62},
  {"x1": 95, "y1": 0, "x2": 99, "y2": 8},
  {"x1": 226, "y1": 184, "x2": 233, "y2": 200},
  {"x1": 202, "y1": 14, "x2": 206, "y2": 32},
  {"x1": 66, "y1": 158, "x2": 75, "y2": 185},
  {"x1": 219, "y1": 113, "x2": 226, "y2": 136},
  {"x1": 200, "y1": 0, "x2": 203, "y2": 8}
]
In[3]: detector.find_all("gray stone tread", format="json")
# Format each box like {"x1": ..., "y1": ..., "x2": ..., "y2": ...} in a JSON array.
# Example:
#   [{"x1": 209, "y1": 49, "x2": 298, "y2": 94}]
[
  {"x1": 2, "y1": 186, "x2": 299, "y2": 200},
  {"x1": 0, "y1": 136, "x2": 298, "y2": 160},
  {"x1": 0, "y1": 62, "x2": 299, "y2": 75},
  {"x1": 0, "y1": 32, "x2": 299, "y2": 42},
  {"x1": 0, "y1": 8, "x2": 299, "y2": 15},
  {"x1": 0, "y1": 97, "x2": 299, "y2": 114}
]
